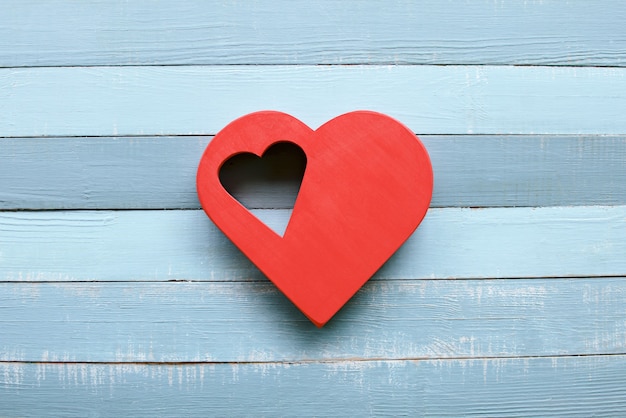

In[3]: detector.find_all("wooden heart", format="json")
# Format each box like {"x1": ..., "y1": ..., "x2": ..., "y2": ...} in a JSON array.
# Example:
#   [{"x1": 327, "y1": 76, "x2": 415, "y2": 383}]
[{"x1": 196, "y1": 111, "x2": 433, "y2": 327}]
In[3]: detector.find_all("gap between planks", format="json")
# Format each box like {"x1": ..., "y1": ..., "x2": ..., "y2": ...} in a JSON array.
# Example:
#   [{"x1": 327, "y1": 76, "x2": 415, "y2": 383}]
[
  {"x1": 2, "y1": 352, "x2": 625, "y2": 366},
  {"x1": 1, "y1": 275, "x2": 626, "y2": 284}
]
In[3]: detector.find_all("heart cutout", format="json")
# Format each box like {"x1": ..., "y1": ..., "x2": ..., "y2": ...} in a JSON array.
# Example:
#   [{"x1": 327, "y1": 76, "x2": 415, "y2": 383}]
[
  {"x1": 218, "y1": 141, "x2": 307, "y2": 236},
  {"x1": 197, "y1": 111, "x2": 433, "y2": 327}
]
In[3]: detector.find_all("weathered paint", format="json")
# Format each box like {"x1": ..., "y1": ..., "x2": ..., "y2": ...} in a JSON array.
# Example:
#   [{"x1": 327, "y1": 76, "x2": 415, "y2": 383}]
[
  {"x1": 1, "y1": 206, "x2": 624, "y2": 282},
  {"x1": 1, "y1": 135, "x2": 625, "y2": 210},
  {"x1": 1, "y1": 0, "x2": 625, "y2": 67},
  {"x1": 2, "y1": 356, "x2": 626, "y2": 416},
  {"x1": 1, "y1": 1, "x2": 625, "y2": 415},
  {"x1": 0, "y1": 278, "x2": 625, "y2": 362},
  {"x1": 1, "y1": 65, "x2": 626, "y2": 137}
]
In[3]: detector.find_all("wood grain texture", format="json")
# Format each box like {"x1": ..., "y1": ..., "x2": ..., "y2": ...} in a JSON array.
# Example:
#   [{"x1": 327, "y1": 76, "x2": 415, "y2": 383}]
[
  {"x1": 1, "y1": 0, "x2": 625, "y2": 67},
  {"x1": 1, "y1": 206, "x2": 625, "y2": 283},
  {"x1": 2, "y1": 356, "x2": 626, "y2": 416},
  {"x1": 1, "y1": 278, "x2": 625, "y2": 362},
  {"x1": 2, "y1": 1, "x2": 625, "y2": 414},
  {"x1": 2, "y1": 65, "x2": 626, "y2": 137},
  {"x1": 1, "y1": 135, "x2": 625, "y2": 210}
]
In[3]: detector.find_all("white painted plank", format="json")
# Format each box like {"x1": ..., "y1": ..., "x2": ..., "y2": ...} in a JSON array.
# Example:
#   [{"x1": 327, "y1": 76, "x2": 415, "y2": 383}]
[
  {"x1": 1, "y1": 356, "x2": 625, "y2": 416},
  {"x1": 0, "y1": 278, "x2": 624, "y2": 362},
  {"x1": 2, "y1": 135, "x2": 625, "y2": 209},
  {"x1": 2, "y1": 66, "x2": 625, "y2": 137},
  {"x1": 1, "y1": 1, "x2": 625, "y2": 67},
  {"x1": 0, "y1": 207, "x2": 624, "y2": 282}
]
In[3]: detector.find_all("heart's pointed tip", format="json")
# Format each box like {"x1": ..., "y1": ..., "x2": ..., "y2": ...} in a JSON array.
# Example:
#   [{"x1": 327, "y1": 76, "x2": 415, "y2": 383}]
[
  {"x1": 302, "y1": 310, "x2": 333, "y2": 328},
  {"x1": 305, "y1": 309, "x2": 341, "y2": 328},
  {"x1": 311, "y1": 319, "x2": 327, "y2": 328}
]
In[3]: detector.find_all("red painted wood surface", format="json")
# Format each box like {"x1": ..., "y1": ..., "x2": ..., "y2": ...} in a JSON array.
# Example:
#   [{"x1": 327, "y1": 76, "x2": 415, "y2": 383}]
[{"x1": 197, "y1": 111, "x2": 433, "y2": 326}]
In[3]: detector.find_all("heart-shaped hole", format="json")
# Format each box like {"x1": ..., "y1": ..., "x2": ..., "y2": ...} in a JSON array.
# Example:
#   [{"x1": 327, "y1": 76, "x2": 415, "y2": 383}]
[{"x1": 218, "y1": 141, "x2": 307, "y2": 236}]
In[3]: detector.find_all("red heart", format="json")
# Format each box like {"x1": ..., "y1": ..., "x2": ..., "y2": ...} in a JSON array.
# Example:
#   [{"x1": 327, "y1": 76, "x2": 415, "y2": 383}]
[{"x1": 196, "y1": 111, "x2": 433, "y2": 327}]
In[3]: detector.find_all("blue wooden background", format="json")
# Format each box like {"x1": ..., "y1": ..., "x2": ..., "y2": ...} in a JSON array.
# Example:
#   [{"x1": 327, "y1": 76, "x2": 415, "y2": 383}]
[{"x1": 1, "y1": 1, "x2": 626, "y2": 416}]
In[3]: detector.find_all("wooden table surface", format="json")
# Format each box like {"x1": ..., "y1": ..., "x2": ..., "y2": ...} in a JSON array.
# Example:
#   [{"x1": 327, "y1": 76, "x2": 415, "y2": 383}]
[{"x1": 1, "y1": 1, "x2": 625, "y2": 416}]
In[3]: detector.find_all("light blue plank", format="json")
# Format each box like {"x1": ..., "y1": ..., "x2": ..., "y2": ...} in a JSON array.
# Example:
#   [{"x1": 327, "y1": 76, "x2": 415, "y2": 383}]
[
  {"x1": 0, "y1": 206, "x2": 624, "y2": 282},
  {"x1": 1, "y1": 356, "x2": 625, "y2": 416},
  {"x1": 2, "y1": 66, "x2": 626, "y2": 137},
  {"x1": 0, "y1": 278, "x2": 624, "y2": 362},
  {"x1": 0, "y1": 136, "x2": 210, "y2": 210},
  {"x1": 2, "y1": 135, "x2": 626, "y2": 210},
  {"x1": 1, "y1": 1, "x2": 625, "y2": 67}
]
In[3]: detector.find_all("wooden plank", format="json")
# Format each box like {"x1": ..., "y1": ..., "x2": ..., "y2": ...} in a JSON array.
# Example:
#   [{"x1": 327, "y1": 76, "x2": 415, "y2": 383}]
[
  {"x1": 2, "y1": 66, "x2": 626, "y2": 137},
  {"x1": 1, "y1": 1, "x2": 625, "y2": 67},
  {"x1": 1, "y1": 356, "x2": 625, "y2": 416},
  {"x1": 2, "y1": 135, "x2": 625, "y2": 210},
  {"x1": 1, "y1": 206, "x2": 625, "y2": 282},
  {"x1": 1, "y1": 278, "x2": 625, "y2": 362}
]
